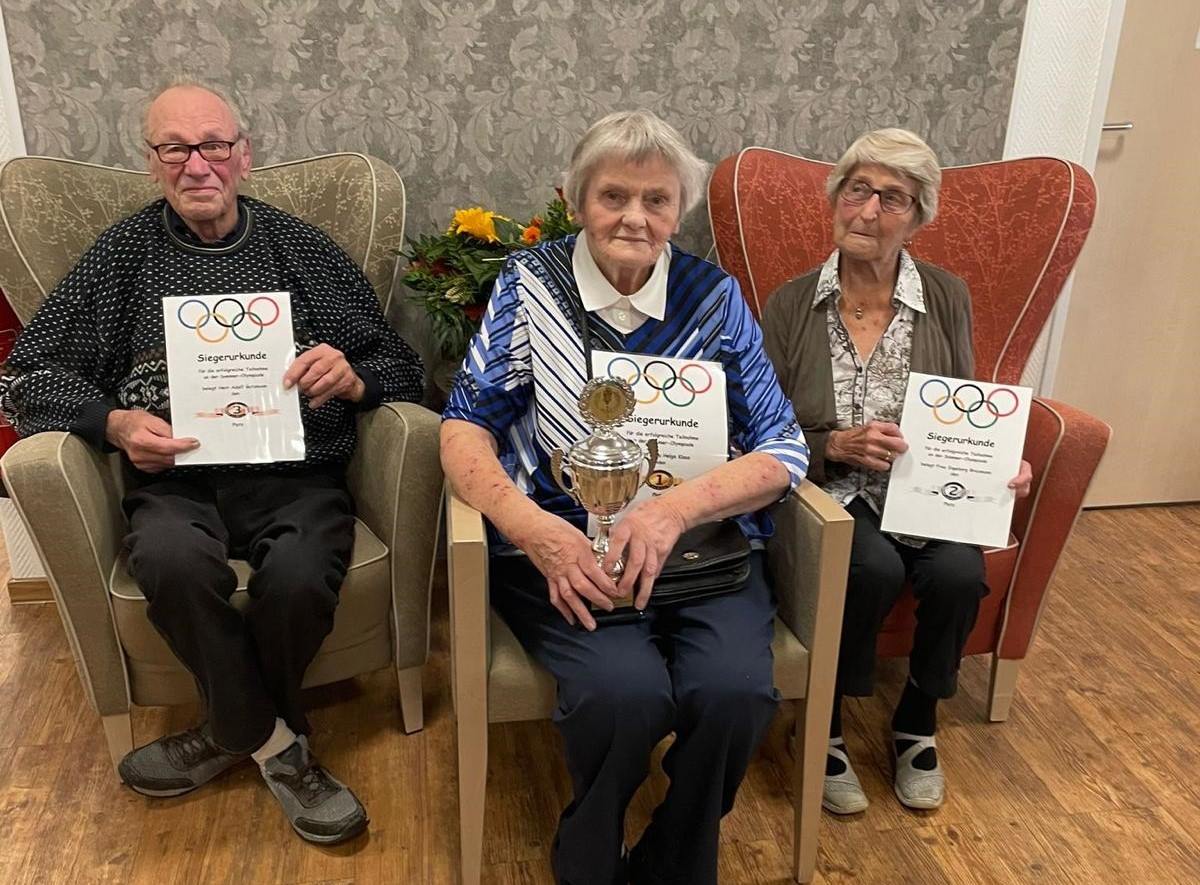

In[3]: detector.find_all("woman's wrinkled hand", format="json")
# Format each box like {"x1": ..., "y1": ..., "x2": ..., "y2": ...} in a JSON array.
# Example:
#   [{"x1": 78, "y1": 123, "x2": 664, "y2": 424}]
[
  {"x1": 511, "y1": 510, "x2": 619, "y2": 631},
  {"x1": 1008, "y1": 459, "x2": 1034, "y2": 499},
  {"x1": 603, "y1": 496, "x2": 688, "y2": 611},
  {"x1": 827, "y1": 421, "x2": 908, "y2": 472}
]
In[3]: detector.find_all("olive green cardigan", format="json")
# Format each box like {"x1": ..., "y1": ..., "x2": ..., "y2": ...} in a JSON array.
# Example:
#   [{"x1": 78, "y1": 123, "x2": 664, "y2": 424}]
[{"x1": 761, "y1": 259, "x2": 976, "y2": 485}]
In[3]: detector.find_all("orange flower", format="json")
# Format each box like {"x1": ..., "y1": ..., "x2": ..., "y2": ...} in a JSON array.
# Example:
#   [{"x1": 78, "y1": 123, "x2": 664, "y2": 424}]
[
  {"x1": 521, "y1": 225, "x2": 541, "y2": 245},
  {"x1": 451, "y1": 206, "x2": 499, "y2": 242}
]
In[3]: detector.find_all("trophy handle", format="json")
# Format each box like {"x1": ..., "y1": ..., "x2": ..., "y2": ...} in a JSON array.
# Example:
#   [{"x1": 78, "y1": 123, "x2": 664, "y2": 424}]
[
  {"x1": 550, "y1": 449, "x2": 579, "y2": 502},
  {"x1": 642, "y1": 438, "x2": 660, "y2": 484}
]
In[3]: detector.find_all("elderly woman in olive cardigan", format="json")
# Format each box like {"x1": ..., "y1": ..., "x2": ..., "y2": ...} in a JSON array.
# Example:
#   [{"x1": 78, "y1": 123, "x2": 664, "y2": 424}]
[{"x1": 761, "y1": 128, "x2": 1032, "y2": 815}]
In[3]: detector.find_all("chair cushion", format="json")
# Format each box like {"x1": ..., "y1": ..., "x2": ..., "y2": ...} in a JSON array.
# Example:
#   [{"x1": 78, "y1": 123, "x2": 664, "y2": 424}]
[
  {"x1": 772, "y1": 617, "x2": 810, "y2": 700},
  {"x1": 486, "y1": 612, "x2": 811, "y2": 724},
  {"x1": 487, "y1": 610, "x2": 557, "y2": 723},
  {"x1": 109, "y1": 518, "x2": 391, "y2": 705},
  {"x1": 877, "y1": 534, "x2": 1021, "y2": 658}
]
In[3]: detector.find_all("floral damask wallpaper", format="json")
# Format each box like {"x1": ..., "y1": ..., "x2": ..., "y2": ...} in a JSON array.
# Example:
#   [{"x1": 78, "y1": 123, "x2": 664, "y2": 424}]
[{"x1": 2, "y1": 0, "x2": 1026, "y2": 252}]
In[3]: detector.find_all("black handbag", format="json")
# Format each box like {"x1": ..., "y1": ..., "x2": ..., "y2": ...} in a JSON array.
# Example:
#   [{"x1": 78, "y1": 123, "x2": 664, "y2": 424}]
[
  {"x1": 592, "y1": 520, "x2": 752, "y2": 624},
  {"x1": 650, "y1": 520, "x2": 752, "y2": 605}
]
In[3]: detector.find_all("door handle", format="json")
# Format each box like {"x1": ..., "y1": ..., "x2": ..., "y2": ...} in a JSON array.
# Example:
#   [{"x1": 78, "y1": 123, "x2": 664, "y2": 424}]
[{"x1": 1102, "y1": 121, "x2": 1134, "y2": 131}]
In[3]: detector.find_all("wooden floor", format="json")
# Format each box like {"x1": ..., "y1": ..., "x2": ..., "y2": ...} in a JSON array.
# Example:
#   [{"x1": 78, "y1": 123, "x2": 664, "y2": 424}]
[{"x1": 1, "y1": 505, "x2": 1198, "y2": 884}]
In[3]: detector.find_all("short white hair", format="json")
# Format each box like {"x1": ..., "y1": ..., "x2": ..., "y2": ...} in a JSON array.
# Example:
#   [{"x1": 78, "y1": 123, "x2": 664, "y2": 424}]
[
  {"x1": 826, "y1": 128, "x2": 942, "y2": 225},
  {"x1": 142, "y1": 81, "x2": 248, "y2": 141},
  {"x1": 562, "y1": 110, "x2": 709, "y2": 217}
]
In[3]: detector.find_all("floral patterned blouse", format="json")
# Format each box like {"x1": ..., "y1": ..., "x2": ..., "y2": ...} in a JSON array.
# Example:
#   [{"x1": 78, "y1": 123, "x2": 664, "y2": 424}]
[{"x1": 815, "y1": 248, "x2": 926, "y2": 546}]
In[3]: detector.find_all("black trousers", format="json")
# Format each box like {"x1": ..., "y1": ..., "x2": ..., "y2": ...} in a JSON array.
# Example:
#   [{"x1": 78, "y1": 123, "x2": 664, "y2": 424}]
[
  {"x1": 122, "y1": 468, "x2": 355, "y2": 754},
  {"x1": 491, "y1": 552, "x2": 779, "y2": 885},
  {"x1": 839, "y1": 497, "x2": 989, "y2": 699}
]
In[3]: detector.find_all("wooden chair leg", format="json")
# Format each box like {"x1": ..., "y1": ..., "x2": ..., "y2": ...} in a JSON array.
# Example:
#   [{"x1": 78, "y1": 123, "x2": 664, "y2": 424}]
[
  {"x1": 458, "y1": 710, "x2": 487, "y2": 885},
  {"x1": 988, "y1": 656, "x2": 1021, "y2": 722},
  {"x1": 792, "y1": 698, "x2": 821, "y2": 884},
  {"x1": 101, "y1": 711, "x2": 133, "y2": 776},
  {"x1": 396, "y1": 665, "x2": 424, "y2": 734}
]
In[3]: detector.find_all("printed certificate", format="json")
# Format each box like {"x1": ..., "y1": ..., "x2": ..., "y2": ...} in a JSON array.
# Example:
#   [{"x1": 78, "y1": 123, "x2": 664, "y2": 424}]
[
  {"x1": 590, "y1": 350, "x2": 729, "y2": 529},
  {"x1": 880, "y1": 372, "x2": 1031, "y2": 548},
  {"x1": 163, "y1": 291, "x2": 305, "y2": 466}
]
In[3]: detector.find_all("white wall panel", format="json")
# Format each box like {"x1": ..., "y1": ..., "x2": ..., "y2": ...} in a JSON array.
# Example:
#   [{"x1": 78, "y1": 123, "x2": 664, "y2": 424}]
[
  {"x1": 0, "y1": 8, "x2": 25, "y2": 160},
  {"x1": 1003, "y1": 0, "x2": 1126, "y2": 392}
]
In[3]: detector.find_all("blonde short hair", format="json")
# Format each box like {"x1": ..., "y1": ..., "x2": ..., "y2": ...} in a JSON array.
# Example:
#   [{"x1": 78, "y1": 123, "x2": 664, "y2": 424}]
[
  {"x1": 562, "y1": 110, "x2": 709, "y2": 217},
  {"x1": 826, "y1": 128, "x2": 942, "y2": 225}
]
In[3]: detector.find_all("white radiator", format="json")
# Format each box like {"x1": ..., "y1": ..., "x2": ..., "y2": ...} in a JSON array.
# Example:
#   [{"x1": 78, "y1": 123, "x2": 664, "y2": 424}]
[{"x1": 0, "y1": 496, "x2": 45, "y2": 579}]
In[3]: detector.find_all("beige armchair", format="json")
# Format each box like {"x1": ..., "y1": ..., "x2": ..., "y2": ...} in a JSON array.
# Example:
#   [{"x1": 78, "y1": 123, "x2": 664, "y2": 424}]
[
  {"x1": 0, "y1": 153, "x2": 442, "y2": 772},
  {"x1": 448, "y1": 482, "x2": 853, "y2": 884}
]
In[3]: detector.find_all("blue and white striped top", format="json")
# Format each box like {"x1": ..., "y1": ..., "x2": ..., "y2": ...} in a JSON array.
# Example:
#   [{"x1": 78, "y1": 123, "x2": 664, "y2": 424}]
[{"x1": 443, "y1": 236, "x2": 809, "y2": 543}]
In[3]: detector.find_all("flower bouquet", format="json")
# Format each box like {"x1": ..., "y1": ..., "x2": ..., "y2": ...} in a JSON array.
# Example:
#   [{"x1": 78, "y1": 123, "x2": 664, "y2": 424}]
[{"x1": 402, "y1": 191, "x2": 578, "y2": 362}]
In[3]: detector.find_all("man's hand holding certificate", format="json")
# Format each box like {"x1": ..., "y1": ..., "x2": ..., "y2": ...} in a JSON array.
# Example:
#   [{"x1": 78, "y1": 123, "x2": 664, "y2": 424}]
[{"x1": 881, "y1": 372, "x2": 1032, "y2": 548}]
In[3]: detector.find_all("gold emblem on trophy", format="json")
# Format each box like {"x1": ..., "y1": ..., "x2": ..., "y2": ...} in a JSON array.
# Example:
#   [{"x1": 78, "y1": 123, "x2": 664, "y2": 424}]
[{"x1": 550, "y1": 377, "x2": 659, "y2": 579}]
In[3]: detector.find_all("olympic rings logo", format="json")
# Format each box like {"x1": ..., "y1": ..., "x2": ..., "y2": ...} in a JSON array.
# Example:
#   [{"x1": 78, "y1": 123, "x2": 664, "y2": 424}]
[
  {"x1": 919, "y1": 379, "x2": 1019, "y2": 429},
  {"x1": 605, "y1": 356, "x2": 714, "y2": 408},
  {"x1": 175, "y1": 296, "x2": 281, "y2": 344}
]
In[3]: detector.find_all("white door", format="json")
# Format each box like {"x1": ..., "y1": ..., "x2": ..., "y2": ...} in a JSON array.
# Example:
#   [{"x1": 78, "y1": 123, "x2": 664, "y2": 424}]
[{"x1": 1051, "y1": 0, "x2": 1200, "y2": 506}]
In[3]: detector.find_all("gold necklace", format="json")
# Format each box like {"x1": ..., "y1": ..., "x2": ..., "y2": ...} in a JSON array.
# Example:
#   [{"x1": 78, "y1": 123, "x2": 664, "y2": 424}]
[{"x1": 853, "y1": 304, "x2": 864, "y2": 321}]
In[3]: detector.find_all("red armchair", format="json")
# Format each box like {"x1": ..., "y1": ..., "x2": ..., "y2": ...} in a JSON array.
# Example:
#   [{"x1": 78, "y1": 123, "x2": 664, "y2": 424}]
[{"x1": 708, "y1": 148, "x2": 1111, "y2": 720}]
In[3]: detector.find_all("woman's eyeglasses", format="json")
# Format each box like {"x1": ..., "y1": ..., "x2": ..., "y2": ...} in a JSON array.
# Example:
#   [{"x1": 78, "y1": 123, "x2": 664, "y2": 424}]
[{"x1": 839, "y1": 178, "x2": 917, "y2": 215}]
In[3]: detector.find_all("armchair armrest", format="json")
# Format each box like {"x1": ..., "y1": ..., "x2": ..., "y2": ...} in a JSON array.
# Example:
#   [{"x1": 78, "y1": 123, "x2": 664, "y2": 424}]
[
  {"x1": 346, "y1": 401, "x2": 443, "y2": 671},
  {"x1": 766, "y1": 481, "x2": 853, "y2": 662},
  {"x1": 1000, "y1": 397, "x2": 1111, "y2": 659},
  {"x1": 765, "y1": 480, "x2": 853, "y2": 885},
  {"x1": 446, "y1": 489, "x2": 489, "y2": 717},
  {"x1": 0, "y1": 432, "x2": 129, "y2": 715}
]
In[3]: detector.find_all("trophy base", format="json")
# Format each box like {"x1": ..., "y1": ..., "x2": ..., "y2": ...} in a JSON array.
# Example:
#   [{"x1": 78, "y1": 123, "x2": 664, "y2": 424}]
[
  {"x1": 591, "y1": 597, "x2": 645, "y2": 625},
  {"x1": 592, "y1": 604, "x2": 648, "y2": 623}
]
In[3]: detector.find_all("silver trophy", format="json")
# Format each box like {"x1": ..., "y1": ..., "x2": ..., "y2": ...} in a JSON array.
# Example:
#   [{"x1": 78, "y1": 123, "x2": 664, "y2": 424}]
[{"x1": 550, "y1": 377, "x2": 659, "y2": 579}]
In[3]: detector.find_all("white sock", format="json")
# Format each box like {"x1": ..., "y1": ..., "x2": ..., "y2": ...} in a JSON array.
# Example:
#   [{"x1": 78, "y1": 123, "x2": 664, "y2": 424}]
[{"x1": 251, "y1": 718, "x2": 297, "y2": 769}]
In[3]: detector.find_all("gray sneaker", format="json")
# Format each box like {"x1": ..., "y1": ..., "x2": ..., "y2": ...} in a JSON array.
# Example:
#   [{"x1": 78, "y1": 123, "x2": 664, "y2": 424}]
[
  {"x1": 261, "y1": 736, "x2": 368, "y2": 844},
  {"x1": 118, "y1": 723, "x2": 247, "y2": 798}
]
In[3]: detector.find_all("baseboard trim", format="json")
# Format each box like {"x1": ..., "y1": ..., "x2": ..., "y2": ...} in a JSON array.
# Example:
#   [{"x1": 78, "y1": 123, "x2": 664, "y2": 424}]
[{"x1": 8, "y1": 577, "x2": 53, "y2": 604}]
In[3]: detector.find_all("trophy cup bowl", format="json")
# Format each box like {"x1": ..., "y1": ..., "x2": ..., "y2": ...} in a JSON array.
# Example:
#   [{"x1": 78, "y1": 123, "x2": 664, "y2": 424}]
[{"x1": 550, "y1": 377, "x2": 658, "y2": 579}]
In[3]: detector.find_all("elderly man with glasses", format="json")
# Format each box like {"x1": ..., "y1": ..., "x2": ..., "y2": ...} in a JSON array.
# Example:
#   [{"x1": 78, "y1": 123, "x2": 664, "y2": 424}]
[{"x1": 0, "y1": 83, "x2": 423, "y2": 843}]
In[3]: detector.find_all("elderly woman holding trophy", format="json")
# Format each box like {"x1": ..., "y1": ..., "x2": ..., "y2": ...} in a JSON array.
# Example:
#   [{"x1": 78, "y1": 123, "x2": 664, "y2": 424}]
[{"x1": 441, "y1": 111, "x2": 808, "y2": 885}]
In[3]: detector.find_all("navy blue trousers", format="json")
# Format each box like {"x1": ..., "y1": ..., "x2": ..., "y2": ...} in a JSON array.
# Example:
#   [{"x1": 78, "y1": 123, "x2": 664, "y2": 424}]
[
  {"x1": 839, "y1": 497, "x2": 989, "y2": 699},
  {"x1": 491, "y1": 551, "x2": 779, "y2": 885},
  {"x1": 123, "y1": 469, "x2": 355, "y2": 753}
]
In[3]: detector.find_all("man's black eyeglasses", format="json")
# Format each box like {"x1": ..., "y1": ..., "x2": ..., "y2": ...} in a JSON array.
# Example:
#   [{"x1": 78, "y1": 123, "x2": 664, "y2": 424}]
[{"x1": 147, "y1": 139, "x2": 241, "y2": 165}]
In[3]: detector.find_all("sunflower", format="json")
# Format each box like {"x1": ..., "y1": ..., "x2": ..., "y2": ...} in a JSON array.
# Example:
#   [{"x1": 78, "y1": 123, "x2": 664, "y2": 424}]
[{"x1": 451, "y1": 206, "x2": 500, "y2": 243}]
